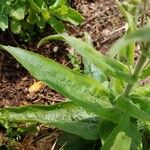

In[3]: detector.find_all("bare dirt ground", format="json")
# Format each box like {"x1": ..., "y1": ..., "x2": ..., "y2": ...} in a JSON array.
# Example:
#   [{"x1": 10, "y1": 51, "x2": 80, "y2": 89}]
[{"x1": 0, "y1": 0, "x2": 126, "y2": 149}]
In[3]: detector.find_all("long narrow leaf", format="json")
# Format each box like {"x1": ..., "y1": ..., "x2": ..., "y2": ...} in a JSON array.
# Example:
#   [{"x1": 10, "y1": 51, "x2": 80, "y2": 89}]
[
  {"x1": 140, "y1": 65, "x2": 150, "y2": 79},
  {"x1": 109, "y1": 25, "x2": 150, "y2": 57},
  {"x1": 130, "y1": 95, "x2": 150, "y2": 114},
  {"x1": 102, "y1": 113, "x2": 142, "y2": 150},
  {"x1": 38, "y1": 34, "x2": 134, "y2": 83},
  {"x1": 132, "y1": 84, "x2": 150, "y2": 97},
  {"x1": 116, "y1": 96, "x2": 150, "y2": 123},
  {"x1": 0, "y1": 45, "x2": 121, "y2": 123},
  {"x1": 101, "y1": 113, "x2": 130, "y2": 150},
  {"x1": 0, "y1": 102, "x2": 99, "y2": 140},
  {"x1": 111, "y1": 132, "x2": 131, "y2": 150}
]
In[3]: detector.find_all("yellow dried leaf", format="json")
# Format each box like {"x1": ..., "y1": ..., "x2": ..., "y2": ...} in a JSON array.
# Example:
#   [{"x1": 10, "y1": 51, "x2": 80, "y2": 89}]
[{"x1": 28, "y1": 81, "x2": 45, "y2": 93}]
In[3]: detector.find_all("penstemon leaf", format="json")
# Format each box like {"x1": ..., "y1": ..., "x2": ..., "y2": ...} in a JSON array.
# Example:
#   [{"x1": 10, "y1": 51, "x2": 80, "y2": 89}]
[
  {"x1": 109, "y1": 25, "x2": 150, "y2": 57},
  {"x1": 116, "y1": 96, "x2": 150, "y2": 123},
  {"x1": 130, "y1": 95, "x2": 150, "y2": 114},
  {"x1": 114, "y1": 0, "x2": 136, "y2": 66},
  {"x1": 101, "y1": 113, "x2": 130, "y2": 150},
  {"x1": 0, "y1": 45, "x2": 121, "y2": 123},
  {"x1": 110, "y1": 132, "x2": 131, "y2": 150},
  {"x1": 83, "y1": 32, "x2": 107, "y2": 82},
  {"x1": 0, "y1": 102, "x2": 99, "y2": 140},
  {"x1": 140, "y1": 65, "x2": 150, "y2": 79},
  {"x1": 102, "y1": 113, "x2": 142, "y2": 150},
  {"x1": 132, "y1": 84, "x2": 150, "y2": 97},
  {"x1": 38, "y1": 34, "x2": 134, "y2": 83}
]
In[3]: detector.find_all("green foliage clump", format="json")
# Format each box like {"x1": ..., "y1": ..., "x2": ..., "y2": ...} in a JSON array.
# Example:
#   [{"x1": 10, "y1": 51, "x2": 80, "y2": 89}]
[{"x1": 0, "y1": 0, "x2": 83, "y2": 38}]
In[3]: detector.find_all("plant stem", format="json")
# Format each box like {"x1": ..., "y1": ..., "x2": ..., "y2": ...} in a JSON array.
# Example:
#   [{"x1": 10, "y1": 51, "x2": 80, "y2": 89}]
[{"x1": 124, "y1": 51, "x2": 147, "y2": 96}]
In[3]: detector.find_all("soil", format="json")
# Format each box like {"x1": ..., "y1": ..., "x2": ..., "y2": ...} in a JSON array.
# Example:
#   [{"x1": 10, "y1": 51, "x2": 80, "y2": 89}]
[{"x1": 0, "y1": 0, "x2": 131, "y2": 149}]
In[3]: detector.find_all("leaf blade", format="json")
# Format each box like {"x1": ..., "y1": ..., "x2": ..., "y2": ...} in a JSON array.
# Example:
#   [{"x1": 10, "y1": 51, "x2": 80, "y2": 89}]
[
  {"x1": 38, "y1": 34, "x2": 134, "y2": 83},
  {"x1": 0, "y1": 102, "x2": 99, "y2": 140}
]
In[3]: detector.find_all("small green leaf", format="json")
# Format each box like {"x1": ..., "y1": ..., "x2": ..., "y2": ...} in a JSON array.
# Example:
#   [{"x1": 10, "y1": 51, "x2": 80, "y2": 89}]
[
  {"x1": 27, "y1": 10, "x2": 37, "y2": 25},
  {"x1": 48, "y1": 15, "x2": 65, "y2": 33},
  {"x1": 10, "y1": 0, "x2": 26, "y2": 20},
  {"x1": 38, "y1": 34, "x2": 134, "y2": 83},
  {"x1": 132, "y1": 84, "x2": 150, "y2": 97},
  {"x1": 99, "y1": 120, "x2": 116, "y2": 142},
  {"x1": 140, "y1": 65, "x2": 150, "y2": 79},
  {"x1": 111, "y1": 132, "x2": 131, "y2": 150},
  {"x1": 41, "y1": 8, "x2": 50, "y2": 20},
  {"x1": 54, "y1": 7, "x2": 84, "y2": 25},
  {"x1": 49, "y1": 0, "x2": 67, "y2": 10},
  {"x1": 130, "y1": 95, "x2": 150, "y2": 114},
  {"x1": 101, "y1": 113, "x2": 130, "y2": 150},
  {"x1": 0, "y1": 102, "x2": 99, "y2": 140},
  {"x1": 102, "y1": 113, "x2": 142, "y2": 150},
  {"x1": 28, "y1": 0, "x2": 41, "y2": 12},
  {"x1": 109, "y1": 25, "x2": 150, "y2": 57},
  {"x1": 0, "y1": 4, "x2": 8, "y2": 31},
  {"x1": 55, "y1": 5, "x2": 69, "y2": 15},
  {"x1": 116, "y1": 96, "x2": 150, "y2": 122},
  {"x1": 10, "y1": 18, "x2": 21, "y2": 34},
  {"x1": 83, "y1": 32, "x2": 107, "y2": 82},
  {"x1": 110, "y1": 78, "x2": 124, "y2": 95},
  {"x1": 115, "y1": 0, "x2": 136, "y2": 32}
]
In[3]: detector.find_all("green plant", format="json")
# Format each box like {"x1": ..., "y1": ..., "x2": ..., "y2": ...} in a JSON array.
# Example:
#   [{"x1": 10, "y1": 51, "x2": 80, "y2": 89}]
[
  {"x1": 0, "y1": 1, "x2": 150, "y2": 149},
  {"x1": 0, "y1": 0, "x2": 83, "y2": 36}
]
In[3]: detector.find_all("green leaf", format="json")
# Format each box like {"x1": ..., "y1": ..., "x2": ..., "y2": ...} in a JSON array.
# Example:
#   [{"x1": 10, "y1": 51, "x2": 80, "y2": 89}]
[
  {"x1": 0, "y1": 4, "x2": 8, "y2": 31},
  {"x1": 115, "y1": 0, "x2": 136, "y2": 32},
  {"x1": 102, "y1": 113, "x2": 142, "y2": 150},
  {"x1": 0, "y1": 102, "x2": 99, "y2": 140},
  {"x1": 116, "y1": 96, "x2": 150, "y2": 122},
  {"x1": 140, "y1": 65, "x2": 150, "y2": 79},
  {"x1": 132, "y1": 84, "x2": 150, "y2": 97},
  {"x1": 101, "y1": 113, "x2": 130, "y2": 150},
  {"x1": 114, "y1": 0, "x2": 136, "y2": 65},
  {"x1": 110, "y1": 77, "x2": 124, "y2": 95},
  {"x1": 0, "y1": 45, "x2": 121, "y2": 123},
  {"x1": 130, "y1": 95, "x2": 150, "y2": 114},
  {"x1": 109, "y1": 25, "x2": 150, "y2": 57},
  {"x1": 27, "y1": 10, "x2": 37, "y2": 25},
  {"x1": 111, "y1": 132, "x2": 131, "y2": 150},
  {"x1": 99, "y1": 120, "x2": 116, "y2": 142},
  {"x1": 38, "y1": 34, "x2": 134, "y2": 83},
  {"x1": 58, "y1": 132, "x2": 97, "y2": 150},
  {"x1": 49, "y1": 0, "x2": 67, "y2": 10},
  {"x1": 48, "y1": 15, "x2": 65, "y2": 33},
  {"x1": 10, "y1": 0, "x2": 26, "y2": 20},
  {"x1": 28, "y1": 0, "x2": 41, "y2": 12},
  {"x1": 83, "y1": 32, "x2": 107, "y2": 82},
  {"x1": 54, "y1": 7, "x2": 84, "y2": 25},
  {"x1": 10, "y1": 18, "x2": 21, "y2": 34},
  {"x1": 118, "y1": 42, "x2": 135, "y2": 66},
  {"x1": 41, "y1": 8, "x2": 50, "y2": 20},
  {"x1": 54, "y1": 5, "x2": 69, "y2": 15}
]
